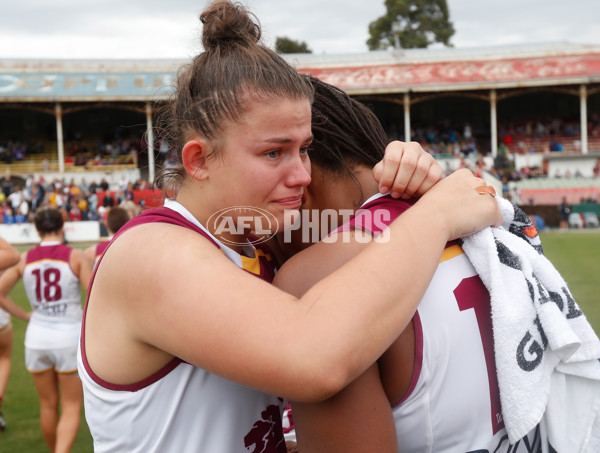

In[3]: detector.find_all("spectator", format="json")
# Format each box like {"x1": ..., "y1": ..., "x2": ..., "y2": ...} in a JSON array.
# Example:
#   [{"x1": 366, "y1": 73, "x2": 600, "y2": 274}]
[
  {"x1": 102, "y1": 192, "x2": 115, "y2": 208},
  {"x1": 99, "y1": 179, "x2": 109, "y2": 192},
  {"x1": 550, "y1": 139, "x2": 563, "y2": 152},
  {"x1": 69, "y1": 201, "x2": 82, "y2": 221},
  {"x1": 77, "y1": 195, "x2": 89, "y2": 220},
  {"x1": 2, "y1": 204, "x2": 15, "y2": 224},
  {"x1": 123, "y1": 183, "x2": 135, "y2": 202},
  {"x1": 7, "y1": 186, "x2": 23, "y2": 213},
  {"x1": 559, "y1": 197, "x2": 571, "y2": 230},
  {"x1": 464, "y1": 123, "x2": 472, "y2": 140}
]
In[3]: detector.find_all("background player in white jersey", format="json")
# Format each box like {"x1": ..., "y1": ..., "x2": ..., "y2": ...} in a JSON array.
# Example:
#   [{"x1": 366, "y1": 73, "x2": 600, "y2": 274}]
[
  {"x1": 0, "y1": 236, "x2": 22, "y2": 432},
  {"x1": 0, "y1": 207, "x2": 92, "y2": 452},
  {"x1": 83, "y1": 206, "x2": 131, "y2": 270},
  {"x1": 273, "y1": 76, "x2": 543, "y2": 452},
  {"x1": 78, "y1": 1, "x2": 501, "y2": 451}
]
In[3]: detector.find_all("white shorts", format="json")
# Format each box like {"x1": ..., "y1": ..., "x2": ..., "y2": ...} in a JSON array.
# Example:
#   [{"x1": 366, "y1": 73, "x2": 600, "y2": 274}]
[
  {"x1": 25, "y1": 345, "x2": 79, "y2": 374},
  {"x1": 25, "y1": 318, "x2": 81, "y2": 350},
  {"x1": 0, "y1": 308, "x2": 10, "y2": 331}
]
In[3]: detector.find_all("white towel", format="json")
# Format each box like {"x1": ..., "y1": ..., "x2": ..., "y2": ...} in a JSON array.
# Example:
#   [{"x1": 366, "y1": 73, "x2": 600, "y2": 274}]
[{"x1": 461, "y1": 196, "x2": 600, "y2": 452}]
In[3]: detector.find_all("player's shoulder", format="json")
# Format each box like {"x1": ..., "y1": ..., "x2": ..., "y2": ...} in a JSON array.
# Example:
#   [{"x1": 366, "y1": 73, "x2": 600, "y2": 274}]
[
  {"x1": 83, "y1": 244, "x2": 97, "y2": 260},
  {"x1": 274, "y1": 230, "x2": 371, "y2": 297},
  {"x1": 100, "y1": 221, "x2": 221, "y2": 283},
  {"x1": 115, "y1": 219, "x2": 216, "y2": 249},
  {"x1": 68, "y1": 246, "x2": 87, "y2": 261}
]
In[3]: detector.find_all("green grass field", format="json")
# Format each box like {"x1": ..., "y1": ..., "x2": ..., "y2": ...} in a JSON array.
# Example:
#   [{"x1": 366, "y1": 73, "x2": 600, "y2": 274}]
[
  {"x1": 539, "y1": 230, "x2": 600, "y2": 335},
  {"x1": 0, "y1": 232, "x2": 598, "y2": 452}
]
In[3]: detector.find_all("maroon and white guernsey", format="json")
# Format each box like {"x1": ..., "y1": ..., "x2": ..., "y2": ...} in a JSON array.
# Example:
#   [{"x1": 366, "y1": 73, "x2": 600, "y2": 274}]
[
  {"x1": 277, "y1": 194, "x2": 546, "y2": 452},
  {"x1": 78, "y1": 200, "x2": 286, "y2": 453},
  {"x1": 355, "y1": 194, "x2": 544, "y2": 453}
]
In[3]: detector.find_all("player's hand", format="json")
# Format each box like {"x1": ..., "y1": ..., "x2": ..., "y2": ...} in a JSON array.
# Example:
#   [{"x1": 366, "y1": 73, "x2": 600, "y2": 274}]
[
  {"x1": 417, "y1": 168, "x2": 502, "y2": 240},
  {"x1": 372, "y1": 141, "x2": 442, "y2": 199}
]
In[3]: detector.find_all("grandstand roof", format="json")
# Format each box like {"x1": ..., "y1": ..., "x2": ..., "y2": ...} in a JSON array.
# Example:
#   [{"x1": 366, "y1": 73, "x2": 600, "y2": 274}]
[{"x1": 1, "y1": 42, "x2": 600, "y2": 101}]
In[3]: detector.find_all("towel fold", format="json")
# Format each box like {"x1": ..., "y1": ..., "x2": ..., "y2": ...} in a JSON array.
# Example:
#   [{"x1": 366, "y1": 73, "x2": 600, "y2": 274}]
[{"x1": 461, "y1": 196, "x2": 600, "y2": 451}]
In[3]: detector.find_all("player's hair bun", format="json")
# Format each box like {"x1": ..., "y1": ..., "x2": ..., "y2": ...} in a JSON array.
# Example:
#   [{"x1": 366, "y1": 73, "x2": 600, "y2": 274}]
[
  {"x1": 200, "y1": 0, "x2": 261, "y2": 51},
  {"x1": 34, "y1": 207, "x2": 64, "y2": 234},
  {"x1": 42, "y1": 219, "x2": 55, "y2": 230}
]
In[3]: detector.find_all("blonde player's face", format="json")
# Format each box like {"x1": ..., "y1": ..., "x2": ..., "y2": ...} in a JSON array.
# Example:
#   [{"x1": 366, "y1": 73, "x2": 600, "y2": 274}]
[
  {"x1": 278, "y1": 163, "x2": 361, "y2": 256},
  {"x1": 206, "y1": 96, "x2": 313, "y2": 233}
]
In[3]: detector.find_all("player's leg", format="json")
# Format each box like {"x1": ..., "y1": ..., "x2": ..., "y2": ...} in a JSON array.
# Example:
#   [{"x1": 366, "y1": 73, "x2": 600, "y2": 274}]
[
  {"x1": 55, "y1": 371, "x2": 83, "y2": 453},
  {"x1": 0, "y1": 325, "x2": 13, "y2": 431},
  {"x1": 32, "y1": 369, "x2": 60, "y2": 452}
]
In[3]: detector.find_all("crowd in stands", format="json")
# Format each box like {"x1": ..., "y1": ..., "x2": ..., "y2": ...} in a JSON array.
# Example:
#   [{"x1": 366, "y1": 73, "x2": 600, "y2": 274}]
[
  {"x1": 0, "y1": 137, "x2": 141, "y2": 169},
  {"x1": 493, "y1": 115, "x2": 600, "y2": 155},
  {"x1": 5, "y1": 112, "x2": 600, "y2": 173},
  {"x1": 383, "y1": 121, "x2": 480, "y2": 157},
  {"x1": 0, "y1": 155, "x2": 596, "y2": 227},
  {"x1": 381, "y1": 113, "x2": 600, "y2": 161},
  {"x1": 1, "y1": 113, "x2": 599, "y2": 225},
  {"x1": 0, "y1": 175, "x2": 151, "y2": 225},
  {"x1": 382, "y1": 115, "x2": 600, "y2": 184},
  {"x1": 0, "y1": 140, "x2": 45, "y2": 164},
  {"x1": 65, "y1": 138, "x2": 141, "y2": 168}
]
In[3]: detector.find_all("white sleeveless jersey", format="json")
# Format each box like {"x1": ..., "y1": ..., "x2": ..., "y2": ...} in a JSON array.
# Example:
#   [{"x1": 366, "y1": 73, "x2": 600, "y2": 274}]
[
  {"x1": 23, "y1": 242, "x2": 82, "y2": 323},
  {"x1": 392, "y1": 245, "x2": 543, "y2": 452},
  {"x1": 78, "y1": 203, "x2": 286, "y2": 453},
  {"x1": 23, "y1": 242, "x2": 83, "y2": 350},
  {"x1": 348, "y1": 195, "x2": 545, "y2": 453}
]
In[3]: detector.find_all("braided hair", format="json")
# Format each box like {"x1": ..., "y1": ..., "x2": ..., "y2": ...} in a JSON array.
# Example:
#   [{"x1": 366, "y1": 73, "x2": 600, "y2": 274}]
[{"x1": 307, "y1": 74, "x2": 388, "y2": 180}]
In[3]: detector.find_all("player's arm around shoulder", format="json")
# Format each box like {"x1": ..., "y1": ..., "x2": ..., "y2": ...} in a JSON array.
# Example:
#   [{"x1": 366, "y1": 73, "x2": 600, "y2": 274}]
[
  {"x1": 274, "y1": 233, "x2": 398, "y2": 452},
  {"x1": 273, "y1": 229, "x2": 373, "y2": 299}
]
